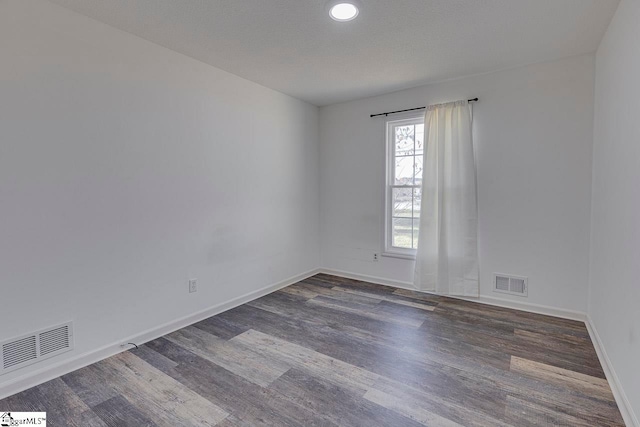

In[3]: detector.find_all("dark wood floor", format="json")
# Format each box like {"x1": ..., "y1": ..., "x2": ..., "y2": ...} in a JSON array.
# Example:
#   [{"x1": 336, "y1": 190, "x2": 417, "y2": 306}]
[{"x1": 0, "y1": 274, "x2": 624, "y2": 426}]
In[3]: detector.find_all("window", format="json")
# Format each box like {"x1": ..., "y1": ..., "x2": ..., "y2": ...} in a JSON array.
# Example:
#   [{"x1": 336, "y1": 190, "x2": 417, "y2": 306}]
[{"x1": 384, "y1": 116, "x2": 424, "y2": 258}]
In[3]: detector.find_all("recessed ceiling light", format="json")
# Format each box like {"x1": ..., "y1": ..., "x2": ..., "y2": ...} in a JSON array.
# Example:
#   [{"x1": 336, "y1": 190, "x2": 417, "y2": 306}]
[{"x1": 329, "y1": 2, "x2": 359, "y2": 22}]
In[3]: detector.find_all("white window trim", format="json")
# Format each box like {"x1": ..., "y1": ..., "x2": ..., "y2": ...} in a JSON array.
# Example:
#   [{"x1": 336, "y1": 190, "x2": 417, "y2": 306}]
[{"x1": 383, "y1": 115, "x2": 424, "y2": 260}]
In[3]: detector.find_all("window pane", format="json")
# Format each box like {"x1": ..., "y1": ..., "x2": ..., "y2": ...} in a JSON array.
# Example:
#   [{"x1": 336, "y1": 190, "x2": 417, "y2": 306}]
[
  {"x1": 413, "y1": 187, "x2": 422, "y2": 217},
  {"x1": 415, "y1": 124, "x2": 424, "y2": 155},
  {"x1": 392, "y1": 187, "x2": 412, "y2": 217},
  {"x1": 395, "y1": 155, "x2": 414, "y2": 185},
  {"x1": 413, "y1": 155, "x2": 423, "y2": 185},
  {"x1": 392, "y1": 218, "x2": 413, "y2": 249},
  {"x1": 395, "y1": 125, "x2": 415, "y2": 155},
  {"x1": 386, "y1": 118, "x2": 424, "y2": 255}
]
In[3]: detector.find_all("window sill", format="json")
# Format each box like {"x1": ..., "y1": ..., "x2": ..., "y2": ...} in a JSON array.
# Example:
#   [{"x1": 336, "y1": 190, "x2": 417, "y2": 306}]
[{"x1": 382, "y1": 251, "x2": 416, "y2": 261}]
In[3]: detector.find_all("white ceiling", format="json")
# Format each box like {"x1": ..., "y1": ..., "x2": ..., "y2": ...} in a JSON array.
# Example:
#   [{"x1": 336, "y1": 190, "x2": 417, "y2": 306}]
[{"x1": 48, "y1": 0, "x2": 619, "y2": 106}]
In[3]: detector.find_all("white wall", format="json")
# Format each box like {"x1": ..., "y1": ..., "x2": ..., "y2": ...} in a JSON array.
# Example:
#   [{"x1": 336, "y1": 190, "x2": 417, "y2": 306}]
[
  {"x1": 0, "y1": 0, "x2": 319, "y2": 388},
  {"x1": 590, "y1": 0, "x2": 640, "y2": 423},
  {"x1": 2, "y1": 0, "x2": 631, "y2": 412},
  {"x1": 320, "y1": 54, "x2": 595, "y2": 315}
]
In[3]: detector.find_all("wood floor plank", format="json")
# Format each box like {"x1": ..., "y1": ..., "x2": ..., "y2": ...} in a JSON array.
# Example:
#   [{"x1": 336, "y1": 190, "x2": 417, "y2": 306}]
[
  {"x1": 402, "y1": 327, "x2": 513, "y2": 371},
  {"x1": 513, "y1": 328, "x2": 599, "y2": 358},
  {"x1": 144, "y1": 337, "x2": 337, "y2": 427},
  {"x1": 401, "y1": 344, "x2": 624, "y2": 425},
  {"x1": 392, "y1": 287, "x2": 450, "y2": 304},
  {"x1": 218, "y1": 300, "x2": 515, "y2": 415},
  {"x1": 92, "y1": 396, "x2": 157, "y2": 427},
  {"x1": 212, "y1": 302, "x2": 449, "y2": 378},
  {"x1": 233, "y1": 310, "x2": 510, "y2": 421},
  {"x1": 363, "y1": 387, "x2": 464, "y2": 427},
  {"x1": 164, "y1": 325, "x2": 289, "y2": 387},
  {"x1": 436, "y1": 299, "x2": 590, "y2": 337},
  {"x1": 305, "y1": 295, "x2": 426, "y2": 328},
  {"x1": 219, "y1": 304, "x2": 426, "y2": 380},
  {"x1": 214, "y1": 303, "x2": 332, "y2": 352},
  {"x1": 0, "y1": 378, "x2": 108, "y2": 427},
  {"x1": 231, "y1": 329, "x2": 381, "y2": 396},
  {"x1": 420, "y1": 309, "x2": 605, "y2": 378},
  {"x1": 246, "y1": 291, "x2": 414, "y2": 336},
  {"x1": 503, "y1": 393, "x2": 593, "y2": 427},
  {"x1": 192, "y1": 316, "x2": 249, "y2": 340},
  {"x1": 216, "y1": 415, "x2": 242, "y2": 427},
  {"x1": 331, "y1": 286, "x2": 437, "y2": 311},
  {"x1": 278, "y1": 285, "x2": 319, "y2": 300},
  {"x1": 298, "y1": 276, "x2": 338, "y2": 289},
  {"x1": 130, "y1": 344, "x2": 179, "y2": 372},
  {"x1": 421, "y1": 309, "x2": 584, "y2": 368},
  {"x1": 61, "y1": 364, "x2": 121, "y2": 408},
  {"x1": 311, "y1": 293, "x2": 434, "y2": 323},
  {"x1": 94, "y1": 352, "x2": 229, "y2": 426},
  {"x1": 367, "y1": 376, "x2": 512, "y2": 427},
  {"x1": 269, "y1": 368, "x2": 425, "y2": 427},
  {"x1": 213, "y1": 417, "x2": 243, "y2": 427},
  {"x1": 293, "y1": 282, "x2": 384, "y2": 305},
  {"x1": 308, "y1": 275, "x2": 399, "y2": 295},
  {"x1": 0, "y1": 273, "x2": 624, "y2": 426},
  {"x1": 230, "y1": 325, "x2": 506, "y2": 422},
  {"x1": 510, "y1": 356, "x2": 615, "y2": 401}
]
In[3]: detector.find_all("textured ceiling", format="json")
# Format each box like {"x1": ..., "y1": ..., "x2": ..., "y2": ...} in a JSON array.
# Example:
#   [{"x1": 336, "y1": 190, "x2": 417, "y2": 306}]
[{"x1": 48, "y1": 0, "x2": 619, "y2": 106}]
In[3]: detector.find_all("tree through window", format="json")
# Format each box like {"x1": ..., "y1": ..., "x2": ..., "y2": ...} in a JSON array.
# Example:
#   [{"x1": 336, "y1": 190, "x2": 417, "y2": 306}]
[{"x1": 385, "y1": 116, "x2": 424, "y2": 257}]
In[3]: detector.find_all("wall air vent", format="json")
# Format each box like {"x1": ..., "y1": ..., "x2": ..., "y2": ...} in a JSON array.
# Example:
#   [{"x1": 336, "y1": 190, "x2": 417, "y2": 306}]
[
  {"x1": 493, "y1": 273, "x2": 528, "y2": 297},
  {"x1": 1, "y1": 322, "x2": 73, "y2": 375},
  {"x1": 2, "y1": 336, "x2": 37, "y2": 370}
]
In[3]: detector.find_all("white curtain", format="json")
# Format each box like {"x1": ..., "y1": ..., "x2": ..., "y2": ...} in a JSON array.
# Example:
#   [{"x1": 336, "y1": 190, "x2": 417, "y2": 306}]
[{"x1": 414, "y1": 100, "x2": 479, "y2": 297}]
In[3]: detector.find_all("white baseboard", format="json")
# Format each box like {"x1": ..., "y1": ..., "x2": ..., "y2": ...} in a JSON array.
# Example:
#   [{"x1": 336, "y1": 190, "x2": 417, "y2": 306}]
[
  {"x1": 318, "y1": 268, "x2": 416, "y2": 290},
  {"x1": 586, "y1": 317, "x2": 639, "y2": 427},
  {"x1": 0, "y1": 268, "x2": 320, "y2": 401},
  {"x1": 319, "y1": 268, "x2": 586, "y2": 321},
  {"x1": 467, "y1": 295, "x2": 586, "y2": 322}
]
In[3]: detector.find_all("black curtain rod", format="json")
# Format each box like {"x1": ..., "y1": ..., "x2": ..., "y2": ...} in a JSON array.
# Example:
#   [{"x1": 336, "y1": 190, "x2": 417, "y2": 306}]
[{"x1": 370, "y1": 98, "x2": 478, "y2": 118}]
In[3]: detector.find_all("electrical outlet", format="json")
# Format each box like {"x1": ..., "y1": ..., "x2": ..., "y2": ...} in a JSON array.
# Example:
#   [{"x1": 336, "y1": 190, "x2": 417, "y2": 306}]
[
  {"x1": 188, "y1": 279, "x2": 197, "y2": 293},
  {"x1": 373, "y1": 253, "x2": 379, "y2": 262}
]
